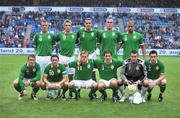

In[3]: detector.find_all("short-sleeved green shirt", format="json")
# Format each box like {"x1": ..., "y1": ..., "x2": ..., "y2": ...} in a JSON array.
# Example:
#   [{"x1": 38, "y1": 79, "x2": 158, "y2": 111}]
[
  {"x1": 145, "y1": 59, "x2": 165, "y2": 80},
  {"x1": 77, "y1": 28, "x2": 98, "y2": 54},
  {"x1": 56, "y1": 32, "x2": 77, "y2": 57},
  {"x1": 94, "y1": 59, "x2": 122, "y2": 80},
  {"x1": 44, "y1": 64, "x2": 67, "y2": 82},
  {"x1": 68, "y1": 60, "x2": 94, "y2": 80},
  {"x1": 18, "y1": 62, "x2": 41, "y2": 90},
  {"x1": 98, "y1": 30, "x2": 123, "y2": 58},
  {"x1": 122, "y1": 31, "x2": 144, "y2": 60},
  {"x1": 33, "y1": 32, "x2": 56, "y2": 56}
]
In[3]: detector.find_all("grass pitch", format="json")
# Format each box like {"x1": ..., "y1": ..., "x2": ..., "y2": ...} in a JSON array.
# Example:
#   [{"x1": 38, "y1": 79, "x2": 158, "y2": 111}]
[{"x1": 0, "y1": 55, "x2": 180, "y2": 118}]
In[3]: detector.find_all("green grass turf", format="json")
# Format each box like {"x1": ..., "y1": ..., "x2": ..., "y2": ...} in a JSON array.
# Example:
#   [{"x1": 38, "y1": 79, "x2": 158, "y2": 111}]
[{"x1": 0, "y1": 55, "x2": 180, "y2": 118}]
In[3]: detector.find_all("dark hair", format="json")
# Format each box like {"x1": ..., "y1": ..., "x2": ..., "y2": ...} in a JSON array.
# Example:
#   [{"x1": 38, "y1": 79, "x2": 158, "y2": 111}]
[
  {"x1": 51, "y1": 55, "x2": 59, "y2": 60},
  {"x1": 131, "y1": 50, "x2": 138, "y2": 55},
  {"x1": 41, "y1": 19, "x2": 48, "y2": 25},
  {"x1": 28, "y1": 54, "x2": 35, "y2": 60},
  {"x1": 104, "y1": 50, "x2": 112, "y2": 56},
  {"x1": 149, "y1": 50, "x2": 158, "y2": 56},
  {"x1": 63, "y1": 19, "x2": 72, "y2": 26},
  {"x1": 84, "y1": 18, "x2": 92, "y2": 22}
]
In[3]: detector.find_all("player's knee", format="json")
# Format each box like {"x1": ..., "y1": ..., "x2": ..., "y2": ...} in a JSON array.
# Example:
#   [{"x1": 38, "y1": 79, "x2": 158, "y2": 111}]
[
  {"x1": 98, "y1": 82, "x2": 105, "y2": 90},
  {"x1": 160, "y1": 79, "x2": 167, "y2": 85},
  {"x1": 143, "y1": 79, "x2": 149, "y2": 86},
  {"x1": 117, "y1": 79, "x2": 123, "y2": 85},
  {"x1": 91, "y1": 83, "x2": 97, "y2": 89},
  {"x1": 110, "y1": 79, "x2": 118, "y2": 88},
  {"x1": 13, "y1": 79, "x2": 19, "y2": 86},
  {"x1": 35, "y1": 81, "x2": 41, "y2": 87},
  {"x1": 64, "y1": 82, "x2": 69, "y2": 88},
  {"x1": 41, "y1": 82, "x2": 46, "y2": 90},
  {"x1": 68, "y1": 82, "x2": 75, "y2": 89}
]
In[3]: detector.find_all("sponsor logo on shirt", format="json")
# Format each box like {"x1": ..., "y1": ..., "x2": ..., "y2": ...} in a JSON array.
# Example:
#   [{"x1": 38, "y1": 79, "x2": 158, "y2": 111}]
[
  {"x1": 33, "y1": 68, "x2": 36, "y2": 72},
  {"x1": 87, "y1": 64, "x2": 90, "y2": 68},
  {"x1": 57, "y1": 69, "x2": 61, "y2": 73},
  {"x1": 156, "y1": 66, "x2": 159, "y2": 70}
]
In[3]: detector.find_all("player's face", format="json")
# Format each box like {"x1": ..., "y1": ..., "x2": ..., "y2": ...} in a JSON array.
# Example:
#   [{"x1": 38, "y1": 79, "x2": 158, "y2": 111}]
[
  {"x1": 84, "y1": 20, "x2": 92, "y2": 31},
  {"x1": 127, "y1": 23, "x2": 135, "y2": 33},
  {"x1": 80, "y1": 53, "x2": 89, "y2": 64},
  {"x1": 64, "y1": 22, "x2": 72, "y2": 33},
  {"x1": 51, "y1": 57, "x2": 59, "y2": 67},
  {"x1": 105, "y1": 53, "x2": 112, "y2": 64},
  {"x1": 28, "y1": 57, "x2": 35, "y2": 67},
  {"x1": 130, "y1": 53, "x2": 138, "y2": 63},
  {"x1": 41, "y1": 22, "x2": 48, "y2": 33},
  {"x1": 150, "y1": 53, "x2": 157, "y2": 64},
  {"x1": 106, "y1": 19, "x2": 114, "y2": 30}
]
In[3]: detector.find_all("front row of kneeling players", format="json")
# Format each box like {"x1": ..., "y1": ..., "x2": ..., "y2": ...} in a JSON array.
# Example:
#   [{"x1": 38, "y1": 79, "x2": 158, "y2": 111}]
[{"x1": 13, "y1": 50, "x2": 166, "y2": 102}]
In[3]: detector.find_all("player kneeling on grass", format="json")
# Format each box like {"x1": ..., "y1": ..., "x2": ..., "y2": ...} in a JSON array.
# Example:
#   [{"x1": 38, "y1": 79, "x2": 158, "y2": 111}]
[
  {"x1": 41, "y1": 55, "x2": 69, "y2": 99},
  {"x1": 67, "y1": 51, "x2": 97, "y2": 100},
  {"x1": 94, "y1": 50, "x2": 122, "y2": 102},
  {"x1": 145, "y1": 50, "x2": 167, "y2": 102},
  {"x1": 13, "y1": 55, "x2": 41, "y2": 100},
  {"x1": 119, "y1": 50, "x2": 148, "y2": 103}
]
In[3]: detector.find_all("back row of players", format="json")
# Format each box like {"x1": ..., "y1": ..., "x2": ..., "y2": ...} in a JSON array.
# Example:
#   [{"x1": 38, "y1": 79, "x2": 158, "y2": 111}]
[{"x1": 13, "y1": 17, "x2": 167, "y2": 102}]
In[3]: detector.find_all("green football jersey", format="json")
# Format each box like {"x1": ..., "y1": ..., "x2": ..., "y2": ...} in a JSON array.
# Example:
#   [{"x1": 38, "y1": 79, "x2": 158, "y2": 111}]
[
  {"x1": 122, "y1": 31, "x2": 144, "y2": 60},
  {"x1": 69, "y1": 60, "x2": 94, "y2": 80},
  {"x1": 94, "y1": 59, "x2": 122, "y2": 80},
  {"x1": 98, "y1": 30, "x2": 123, "y2": 58},
  {"x1": 44, "y1": 64, "x2": 67, "y2": 82},
  {"x1": 77, "y1": 28, "x2": 98, "y2": 54},
  {"x1": 33, "y1": 32, "x2": 56, "y2": 56},
  {"x1": 18, "y1": 62, "x2": 41, "y2": 90},
  {"x1": 56, "y1": 32, "x2": 77, "y2": 57},
  {"x1": 145, "y1": 59, "x2": 165, "y2": 80}
]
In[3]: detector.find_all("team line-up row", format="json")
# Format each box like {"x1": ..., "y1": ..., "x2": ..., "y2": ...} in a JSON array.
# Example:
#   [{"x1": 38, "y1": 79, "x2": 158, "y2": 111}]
[{"x1": 13, "y1": 17, "x2": 166, "y2": 103}]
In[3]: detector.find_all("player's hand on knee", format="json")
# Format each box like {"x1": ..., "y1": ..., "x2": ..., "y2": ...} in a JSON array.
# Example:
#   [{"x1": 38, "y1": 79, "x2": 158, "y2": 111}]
[{"x1": 149, "y1": 82, "x2": 156, "y2": 88}]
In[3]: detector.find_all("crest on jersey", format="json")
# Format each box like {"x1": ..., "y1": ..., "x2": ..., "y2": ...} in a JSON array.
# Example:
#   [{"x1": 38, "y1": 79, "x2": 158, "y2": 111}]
[
  {"x1": 111, "y1": 65, "x2": 114, "y2": 69},
  {"x1": 91, "y1": 32, "x2": 94, "y2": 37},
  {"x1": 156, "y1": 66, "x2": 159, "y2": 70},
  {"x1": 48, "y1": 35, "x2": 51, "y2": 39},
  {"x1": 136, "y1": 65, "x2": 139, "y2": 70},
  {"x1": 49, "y1": 70, "x2": 54, "y2": 76},
  {"x1": 133, "y1": 35, "x2": 136, "y2": 39},
  {"x1": 33, "y1": 68, "x2": 36, "y2": 72},
  {"x1": 39, "y1": 38, "x2": 42, "y2": 42},
  {"x1": 57, "y1": 69, "x2": 61, "y2": 73}
]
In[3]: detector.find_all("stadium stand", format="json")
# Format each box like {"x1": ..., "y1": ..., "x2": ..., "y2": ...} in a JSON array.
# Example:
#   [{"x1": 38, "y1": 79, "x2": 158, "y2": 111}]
[
  {"x1": 0, "y1": 10, "x2": 179, "y2": 49},
  {"x1": 0, "y1": 0, "x2": 180, "y2": 7}
]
